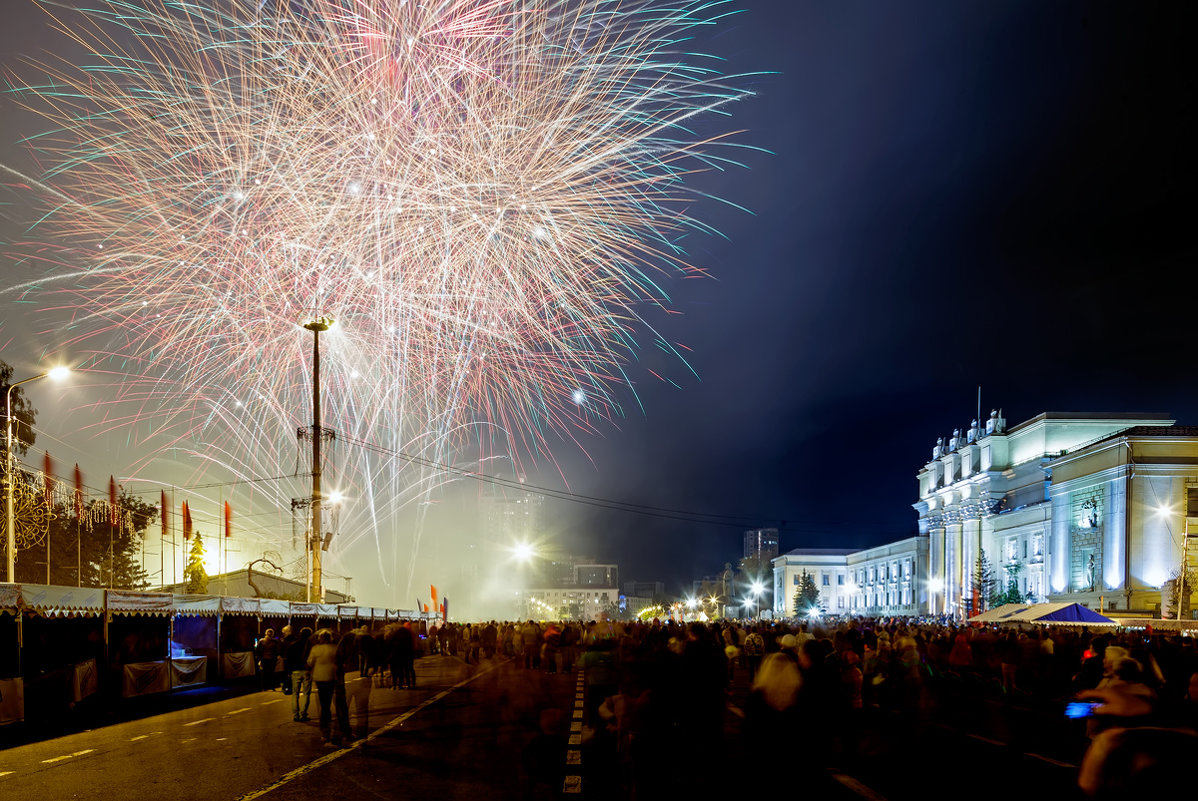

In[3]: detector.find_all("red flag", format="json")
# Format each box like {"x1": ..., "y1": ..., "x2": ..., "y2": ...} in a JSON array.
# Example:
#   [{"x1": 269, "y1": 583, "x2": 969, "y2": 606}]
[
  {"x1": 109, "y1": 475, "x2": 118, "y2": 525},
  {"x1": 224, "y1": 501, "x2": 232, "y2": 538},
  {"x1": 430, "y1": 584, "x2": 438, "y2": 606},
  {"x1": 73, "y1": 464, "x2": 83, "y2": 519},
  {"x1": 423, "y1": 603, "x2": 429, "y2": 614},
  {"x1": 43, "y1": 451, "x2": 53, "y2": 508},
  {"x1": 161, "y1": 490, "x2": 169, "y2": 540},
  {"x1": 182, "y1": 500, "x2": 192, "y2": 540}
]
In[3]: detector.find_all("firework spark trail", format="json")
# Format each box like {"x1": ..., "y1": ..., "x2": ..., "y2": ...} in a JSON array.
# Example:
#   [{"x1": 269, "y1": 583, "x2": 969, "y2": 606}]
[{"x1": 2, "y1": 0, "x2": 756, "y2": 603}]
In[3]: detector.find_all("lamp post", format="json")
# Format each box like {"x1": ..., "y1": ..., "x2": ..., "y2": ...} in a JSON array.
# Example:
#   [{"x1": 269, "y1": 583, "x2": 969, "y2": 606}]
[
  {"x1": 303, "y1": 316, "x2": 334, "y2": 603},
  {"x1": 5, "y1": 366, "x2": 70, "y2": 583}
]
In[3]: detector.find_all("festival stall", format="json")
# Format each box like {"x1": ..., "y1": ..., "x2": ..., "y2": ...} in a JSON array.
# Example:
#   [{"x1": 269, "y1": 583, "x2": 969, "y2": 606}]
[
  {"x1": 969, "y1": 601, "x2": 1117, "y2": 626},
  {"x1": 0, "y1": 583, "x2": 408, "y2": 725},
  {"x1": 170, "y1": 594, "x2": 219, "y2": 689},
  {"x1": 218, "y1": 596, "x2": 261, "y2": 679},
  {"x1": 107, "y1": 591, "x2": 173, "y2": 697}
]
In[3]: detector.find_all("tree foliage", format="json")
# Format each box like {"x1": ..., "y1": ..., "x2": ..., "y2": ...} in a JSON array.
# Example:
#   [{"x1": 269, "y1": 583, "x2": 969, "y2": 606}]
[
  {"x1": 20, "y1": 491, "x2": 153, "y2": 588},
  {"x1": 990, "y1": 562, "x2": 1028, "y2": 608},
  {"x1": 968, "y1": 552, "x2": 997, "y2": 615},
  {"x1": 0, "y1": 360, "x2": 41, "y2": 459},
  {"x1": 792, "y1": 569, "x2": 820, "y2": 616},
  {"x1": 184, "y1": 531, "x2": 209, "y2": 594}
]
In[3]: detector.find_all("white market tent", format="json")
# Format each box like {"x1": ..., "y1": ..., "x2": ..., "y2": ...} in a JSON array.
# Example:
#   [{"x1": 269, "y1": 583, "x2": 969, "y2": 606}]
[{"x1": 969, "y1": 601, "x2": 1116, "y2": 626}]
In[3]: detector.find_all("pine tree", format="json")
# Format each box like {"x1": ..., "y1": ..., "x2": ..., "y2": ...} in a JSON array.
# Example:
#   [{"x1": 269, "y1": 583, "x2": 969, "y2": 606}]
[
  {"x1": 970, "y1": 552, "x2": 997, "y2": 615},
  {"x1": 184, "y1": 531, "x2": 208, "y2": 594},
  {"x1": 792, "y1": 569, "x2": 820, "y2": 616}
]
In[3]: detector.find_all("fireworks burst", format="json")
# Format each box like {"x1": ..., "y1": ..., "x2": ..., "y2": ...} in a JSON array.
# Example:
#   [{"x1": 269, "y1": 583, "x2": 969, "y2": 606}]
[{"x1": 2, "y1": 0, "x2": 756, "y2": 601}]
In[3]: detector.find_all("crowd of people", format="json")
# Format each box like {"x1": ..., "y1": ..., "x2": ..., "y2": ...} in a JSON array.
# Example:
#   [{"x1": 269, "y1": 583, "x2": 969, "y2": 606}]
[{"x1": 253, "y1": 614, "x2": 1198, "y2": 796}]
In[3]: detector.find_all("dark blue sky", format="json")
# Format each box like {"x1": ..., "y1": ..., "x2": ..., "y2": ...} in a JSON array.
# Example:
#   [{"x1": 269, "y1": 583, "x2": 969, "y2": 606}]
[
  {"x1": 552, "y1": 0, "x2": 1198, "y2": 590},
  {"x1": 1, "y1": 1, "x2": 1195, "y2": 599}
]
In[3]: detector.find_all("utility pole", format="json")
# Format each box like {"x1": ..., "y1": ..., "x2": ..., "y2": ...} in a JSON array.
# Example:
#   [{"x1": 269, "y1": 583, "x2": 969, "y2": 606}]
[{"x1": 302, "y1": 316, "x2": 334, "y2": 603}]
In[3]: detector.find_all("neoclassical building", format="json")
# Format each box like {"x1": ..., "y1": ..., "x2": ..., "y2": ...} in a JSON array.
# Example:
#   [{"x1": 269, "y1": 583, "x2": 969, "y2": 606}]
[{"x1": 774, "y1": 410, "x2": 1198, "y2": 620}]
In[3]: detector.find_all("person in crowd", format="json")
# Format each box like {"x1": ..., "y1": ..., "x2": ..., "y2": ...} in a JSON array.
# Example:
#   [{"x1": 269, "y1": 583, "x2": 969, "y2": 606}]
[
  {"x1": 286, "y1": 626, "x2": 314, "y2": 721},
  {"x1": 388, "y1": 621, "x2": 417, "y2": 689},
  {"x1": 332, "y1": 628, "x2": 356, "y2": 742},
  {"x1": 256, "y1": 628, "x2": 281, "y2": 692},
  {"x1": 307, "y1": 629, "x2": 341, "y2": 746}
]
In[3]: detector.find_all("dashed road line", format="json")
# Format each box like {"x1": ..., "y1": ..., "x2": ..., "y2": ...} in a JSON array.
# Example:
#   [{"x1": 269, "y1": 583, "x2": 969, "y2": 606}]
[
  {"x1": 235, "y1": 660, "x2": 499, "y2": 801},
  {"x1": 967, "y1": 733, "x2": 1004, "y2": 747},
  {"x1": 831, "y1": 772, "x2": 888, "y2": 801},
  {"x1": 130, "y1": 735, "x2": 149, "y2": 742},
  {"x1": 1, "y1": 771, "x2": 15, "y2": 777},
  {"x1": 184, "y1": 717, "x2": 215, "y2": 727},
  {"x1": 1027, "y1": 752, "x2": 1075, "y2": 768},
  {"x1": 225, "y1": 707, "x2": 252, "y2": 716},
  {"x1": 260, "y1": 699, "x2": 284, "y2": 706},
  {"x1": 41, "y1": 749, "x2": 94, "y2": 764}
]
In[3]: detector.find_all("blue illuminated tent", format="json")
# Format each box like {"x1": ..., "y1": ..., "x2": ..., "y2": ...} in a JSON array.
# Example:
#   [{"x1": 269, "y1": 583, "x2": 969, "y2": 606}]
[{"x1": 969, "y1": 602, "x2": 1115, "y2": 625}]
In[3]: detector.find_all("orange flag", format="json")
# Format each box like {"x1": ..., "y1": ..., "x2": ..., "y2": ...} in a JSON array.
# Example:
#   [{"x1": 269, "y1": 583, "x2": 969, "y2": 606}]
[
  {"x1": 430, "y1": 585, "x2": 438, "y2": 606},
  {"x1": 43, "y1": 451, "x2": 53, "y2": 508},
  {"x1": 73, "y1": 464, "x2": 83, "y2": 519},
  {"x1": 182, "y1": 500, "x2": 192, "y2": 540}
]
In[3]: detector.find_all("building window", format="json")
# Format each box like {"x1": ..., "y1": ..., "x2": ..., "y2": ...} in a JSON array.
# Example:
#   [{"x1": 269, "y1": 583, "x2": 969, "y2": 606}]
[
  {"x1": 837, "y1": 575, "x2": 844, "y2": 586},
  {"x1": 822, "y1": 574, "x2": 830, "y2": 586},
  {"x1": 1022, "y1": 540, "x2": 1028, "y2": 559},
  {"x1": 793, "y1": 575, "x2": 800, "y2": 586},
  {"x1": 1032, "y1": 534, "x2": 1044, "y2": 557},
  {"x1": 1006, "y1": 538, "x2": 1018, "y2": 563}
]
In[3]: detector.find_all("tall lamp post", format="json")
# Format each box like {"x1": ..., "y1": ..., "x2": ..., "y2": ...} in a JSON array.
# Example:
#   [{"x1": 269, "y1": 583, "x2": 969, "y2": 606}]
[
  {"x1": 5, "y1": 366, "x2": 70, "y2": 583},
  {"x1": 303, "y1": 316, "x2": 334, "y2": 603}
]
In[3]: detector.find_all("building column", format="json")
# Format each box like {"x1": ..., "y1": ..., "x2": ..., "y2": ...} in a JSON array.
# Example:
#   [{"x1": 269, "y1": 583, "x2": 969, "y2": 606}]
[
  {"x1": 947, "y1": 524, "x2": 964, "y2": 619},
  {"x1": 929, "y1": 526, "x2": 946, "y2": 615}
]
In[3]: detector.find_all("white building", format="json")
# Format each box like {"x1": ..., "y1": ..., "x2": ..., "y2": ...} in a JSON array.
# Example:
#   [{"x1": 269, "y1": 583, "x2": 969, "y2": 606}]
[
  {"x1": 772, "y1": 410, "x2": 1198, "y2": 621},
  {"x1": 1046, "y1": 424, "x2": 1198, "y2": 616},
  {"x1": 915, "y1": 411, "x2": 1174, "y2": 618},
  {"x1": 771, "y1": 549, "x2": 855, "y2": 617}
]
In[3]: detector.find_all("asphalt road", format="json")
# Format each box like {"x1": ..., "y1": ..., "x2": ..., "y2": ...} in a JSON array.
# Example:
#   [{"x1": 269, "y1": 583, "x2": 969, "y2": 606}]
[
  {"x1": 1, "y1": 654, "x2": 1087, "y2": 801},
  {"x1": 0, "y1": 655, "x2": 578, "y2": 801}
]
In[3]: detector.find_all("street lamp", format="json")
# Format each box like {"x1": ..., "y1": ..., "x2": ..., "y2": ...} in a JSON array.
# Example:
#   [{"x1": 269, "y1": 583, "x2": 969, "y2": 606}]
[
  {"x1": 303, "y1": 315, "x2": 334, "y2": 602},
  {"x1": 6, "y1": 366, "x2": 70, "y2": 582}
]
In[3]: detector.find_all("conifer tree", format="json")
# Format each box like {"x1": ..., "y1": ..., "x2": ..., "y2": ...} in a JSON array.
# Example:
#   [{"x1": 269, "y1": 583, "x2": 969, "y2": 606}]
[
  {"x1": 184, "y1": 531, "x2": 208, "y2": 594},
  {"x1": 792, "y1": 569, "x2": 820, "y2": 616}
]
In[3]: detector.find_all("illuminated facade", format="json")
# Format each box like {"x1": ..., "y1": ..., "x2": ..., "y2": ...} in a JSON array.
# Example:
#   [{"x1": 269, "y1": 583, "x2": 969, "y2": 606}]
[
  {"x1": 771, "y1": 411, "x2": 1198, "y2": 621},
  {"x1": 1046, "y1": 425, "x2": 1198, "y2": 616},
  {"x1": 915, "y1": 411, "x2": 1182, "y2": 618}
]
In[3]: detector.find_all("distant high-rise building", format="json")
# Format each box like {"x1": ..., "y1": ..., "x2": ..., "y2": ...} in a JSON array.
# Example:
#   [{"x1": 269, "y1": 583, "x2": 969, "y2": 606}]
[
  {"x1": 744, "y1": 527, "x2": 780, "y2": 561},
  {"x1": 575, "y1": 563, "x2": 618, "y2": 588},
  {"x1": 480, "y1": 477, "x2": 544, "y2": 548}
]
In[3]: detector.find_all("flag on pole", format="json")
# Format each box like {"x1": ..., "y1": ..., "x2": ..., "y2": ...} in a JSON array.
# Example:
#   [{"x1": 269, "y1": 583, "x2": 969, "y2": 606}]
[
  {"x1": 224, "y1": 501, "x2": 232, "y2": 538},
  {"x1": 182, "y1": 500, "x2": 192, "y2": 540},
  {"x1": 430, "y1": 585, "x2": 438, "y2": 607},
  {"x1": 73, "y1": 464, "x2": 83, "y2": 519},
  {"x1": 423, "y1": 604, "x2": 430, "y2": 614},
  {"x1": 43, "y1": 451, "x2": 53, "y2": 508},
  {"x1": 161, "y1": 490, "x2": 169, "y2": 540},
  {"x1": 442, "y1": 597, "x2": 448, "y2": 622},
  {"x1": 108, "y1": 475, "x2": 118, "y2": 525}
]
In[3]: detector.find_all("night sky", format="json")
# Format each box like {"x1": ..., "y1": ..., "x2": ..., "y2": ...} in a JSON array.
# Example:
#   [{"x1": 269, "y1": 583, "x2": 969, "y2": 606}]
[{"x1": 2, "y1": 1, "x2": 1196, "y2": 602}]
